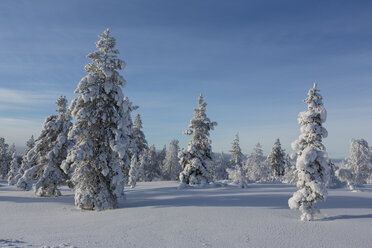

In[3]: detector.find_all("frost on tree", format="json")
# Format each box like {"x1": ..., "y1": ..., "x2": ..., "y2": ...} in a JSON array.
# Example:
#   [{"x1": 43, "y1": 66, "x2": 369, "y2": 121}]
[
  {"x1": 288, "y1": 83, "x2": 330, "y2": 221},
  {"x1": 62, "y1": 29, "x2": 131, "y2": 210},
  {"x1": 7, "y1": 144, "x2": 19, "y2": 185},
  {"x1": 13, "y1": 135, "x2": 35, "y2": 187},
  {"x1": 327, "y1": 159, "x2": 344, "y2": 189},
  {"x1": 178, "y1": 94, "x2": 217, "y2": 186},
  {"x1": 139, "y1": 145, "x2": 160, "y2": 182},
  {"x1": 338, "y1": 139, "x2": 371, "y2": 190},
  {"x1": 162, "y1": 139, "x2": 182, "y2": 180},
  {"x1": 157, "y1": 145, "x2": 167, "y2": 175},
  {"x1": 0, "y1": 137, "x2": 10, "y2": 179},
  {"x1": 17, "y1": 96, "x2": 72, "y2": 197},
  {"x1": 282, "y1": 155, "x2": 297, "y2": 185},
  {"x1": 128, "y1": 155, "x2": 138, "y2": 188},
  {"x1": 227, "y1": 133, "x2": 248, "y2": 188},
  {"x1": 245, "y1": 143, "x2": 268, "y2": 182},
  {"x1": 267, "y1": 138, "x2": 286, "y2": 180}
]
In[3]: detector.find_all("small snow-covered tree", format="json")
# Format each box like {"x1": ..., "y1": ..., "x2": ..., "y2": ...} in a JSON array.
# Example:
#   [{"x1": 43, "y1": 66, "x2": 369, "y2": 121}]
[
  {"x1": 178, "y1": 93, "x2": 217, "y2": 186},
  {"x1": 162, "y1": 139, "x2": 182, "y2": 180},
  {"x1": 17, "y1": 96, "x2": 72, "y2": 196},
  {"x1": 0, "y1": 137, "x2": 9, "y2": 179},
  {"x1": 227, "y1": 134, "x2": 248, "y2": 187},
  {"x1": 139, "y1": 145, "x2": 160, "y2": 181},
  {"x1": 267, "y1": 138, "x2": 286, "y2": 180},
  {"x1": 13, "y1": 135, "x2": 35, "y2": 186},
  {"x1": 61, "y1": 29, "x2": 131, "y2": 210},
  {"x1": 245, "y1": 143, "x2": 268, "y2": 182},
  {"x1": 7, "y1": 144, "x2": 19, "y2": 185},
  {"x1": 288, "y1": 83, "x2": 330, "y2": 221},
  {"x1": 128, "y1": 155, "x2": 138, "y2": 188}
]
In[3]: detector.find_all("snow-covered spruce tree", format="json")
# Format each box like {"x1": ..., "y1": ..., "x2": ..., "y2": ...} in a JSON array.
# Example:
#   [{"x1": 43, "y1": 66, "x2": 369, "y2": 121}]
[
  {"x1": 178, "y1": 93, "x2": 217, "y2": 186},
  {"x1": 133, "y1": 114, "x2": 148, "y2": 156},
  {"x1": 17, "y1": 96, "x2": 72, "y2": 196},
  {"x1": 227, "y1": 133, "x2": 248, "y2": 187},
  {"x1": 211, "y1": 152, "x2": 230, "y2": 180},
  {"x1": 288, "y1": 83, "x2": 330, "y2": 221},
  {"x1": 62, "y1": 29, "x2": 131, "y2": 210},
  {"x1": 0, "y1": 137, "x2": 10, "y2": 179},
  {"x1": 7, "y1": 144, "x2": 19, "y2": 185},
  {"x1": 267, "y1": 138, "x2": 286, "y2": 180},
  {"x1": 13, "y1": 135, "x2": 36, "y2": 187},
  {"x1": 121, "y1": 96, "x2": 139, "y2": 185},
  {"x1": 245, "y1": 143, "x2": 268, "y2": 182},
  {"x1": 128, "y1": 155, "x2": 138, "y2": 188},
  {"x1": 162, "y1": 139, "x2": 181, "y2": 180},
  {"x1": 139, "y1": 145, "x2": 160, "y2": 181}
]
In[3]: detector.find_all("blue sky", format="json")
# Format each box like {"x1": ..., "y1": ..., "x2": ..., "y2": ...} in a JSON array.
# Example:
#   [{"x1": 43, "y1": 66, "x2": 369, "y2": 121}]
[{"x1": 0, "y1": 0, "x2": 372, "y2": 158}]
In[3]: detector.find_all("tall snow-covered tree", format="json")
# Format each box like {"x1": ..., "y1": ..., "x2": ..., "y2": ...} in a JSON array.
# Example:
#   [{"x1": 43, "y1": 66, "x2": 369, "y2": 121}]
[
  {"x1": 7, "y1": 144, "x2": 19, "y2": 185},
  {"x1": 0, "y1": 137, "x2": 9, "y2": 179},
  {"x1": 17, "y1": 96, "x2": 72, "y2": 197},
  {"x1": 128, "y1": 155, "x2": 138, "y2": 188},
  {"x1": 13, "y1": 135, "x2": 35, "y2": 186},
  {"x1": 288, "y1": 83, "x2": 330, "y2": 221},
  {"x1": 227, "y1": 134, "x2": 248, "y2": 187},
  {"x1": 139, "y1": 145, "x2": 160, "y2": 182},
  {"x1": 61, "y1": 29, "x2": 131, "y2": 210},
  {"x1": 267, "y1": 138, "x2": 286, "y2": 179},
  {"x1": 245, "y1": 143, "x2": 268, "y2": 182},
  {"x1": 178, "y1": 94, "x2": 217, "y2": 186},
  {"x1": 162, "y1": 139, "x2": 181, "y2": 180}
]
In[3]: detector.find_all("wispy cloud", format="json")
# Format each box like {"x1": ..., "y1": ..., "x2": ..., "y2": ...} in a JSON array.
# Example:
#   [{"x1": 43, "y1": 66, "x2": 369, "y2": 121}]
[{"x1": 0, "y1": 88, "x2": 58, "y2": 105}]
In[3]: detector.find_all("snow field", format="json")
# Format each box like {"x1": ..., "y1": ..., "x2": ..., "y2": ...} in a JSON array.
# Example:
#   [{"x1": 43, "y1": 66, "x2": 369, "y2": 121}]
[{"x1": 1, "y1": 180, "x2": 372, "y2": 248}]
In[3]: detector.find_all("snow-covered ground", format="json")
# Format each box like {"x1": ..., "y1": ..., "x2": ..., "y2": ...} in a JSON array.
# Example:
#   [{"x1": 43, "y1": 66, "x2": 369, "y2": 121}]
[{"x1": 1, "y1": 180, "x2": 372, "y2": 248}]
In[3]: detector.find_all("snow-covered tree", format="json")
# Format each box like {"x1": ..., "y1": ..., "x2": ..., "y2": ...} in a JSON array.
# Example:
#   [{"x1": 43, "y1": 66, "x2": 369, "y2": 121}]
[
  {"x1": 245, "y1": 143, "x2": 268, "y2": 182},
  {"x1": 347, "y1": 139, "x2": 370, "y2": 185},
  {"x1": 288, "y1": 83, "x2": 330, "y2": 221},
  {"x1": 178, "y1": 93, "x2": 217, "y2": 186},
  {"x1": 227, "y1": 134, "x2": 248, "y2": 187},
  {"x1": 139, "y1": 145, "x2": 160, "y2": 181},
  {"x1": 162, "y1": 139, "x2": 181, "y2": 180},
  {"x1": 13, "y1": 135, "x2": 35, "y2": 186},
  {"x1": 128, "y1": 155, "x2": 138, "y2": 188},
  {"x1": 0, "y1": 137, "x2": 9, "y2": 179},
  {"x1": 230, "y1": 133, "x2": 244, "y2": 167},
  {"x1": 133, "y1": 114, "x2": 148, "y2": 156},
  {"x1": 121, "y1": 96, "x2": 139, "y2": 185},
  {"x1": 7, "y1": 144, "x2": 19, "y2": 185},
  {"x1": 61, "y1": 29, "x2": 131, "y2": 210},
  {"x1": 267, "y1": 138, "x2": 286, "y2": 180},
  {"x1": 17, "y1": 96, "x2": 72, "y2": 197}
]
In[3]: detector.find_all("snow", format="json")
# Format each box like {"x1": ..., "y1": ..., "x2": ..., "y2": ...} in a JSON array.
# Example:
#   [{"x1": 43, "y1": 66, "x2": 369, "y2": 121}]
[{"x1": 1, "y1": 180, "x2": 372, "y2": 248}]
